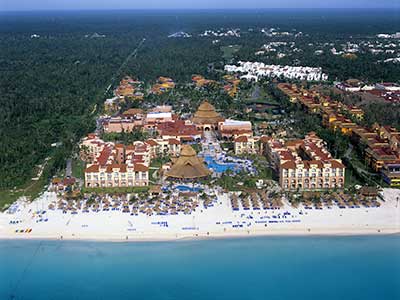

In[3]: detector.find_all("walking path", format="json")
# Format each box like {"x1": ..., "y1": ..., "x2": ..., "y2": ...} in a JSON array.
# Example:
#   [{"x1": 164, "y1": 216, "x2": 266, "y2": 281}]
[{"x1": 202, "y1": 131, "x2": 221, "y2": 157}]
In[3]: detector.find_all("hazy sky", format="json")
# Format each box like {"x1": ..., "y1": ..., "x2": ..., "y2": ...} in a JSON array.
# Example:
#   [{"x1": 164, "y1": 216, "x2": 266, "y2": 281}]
[{"x1": 1, "y1": 0, "x2": 399, "y2": 11}]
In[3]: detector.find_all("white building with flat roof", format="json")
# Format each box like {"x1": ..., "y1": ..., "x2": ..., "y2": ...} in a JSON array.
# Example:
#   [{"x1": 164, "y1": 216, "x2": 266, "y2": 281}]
[{"x1": 225, "y1": 61, "x2": 328, "y2": 82}]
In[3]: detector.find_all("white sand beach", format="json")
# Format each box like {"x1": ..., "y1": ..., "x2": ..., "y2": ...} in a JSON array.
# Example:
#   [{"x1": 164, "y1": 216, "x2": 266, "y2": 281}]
[{"x1": 1, "y1": 188, "x2": 399, "y2": 242}]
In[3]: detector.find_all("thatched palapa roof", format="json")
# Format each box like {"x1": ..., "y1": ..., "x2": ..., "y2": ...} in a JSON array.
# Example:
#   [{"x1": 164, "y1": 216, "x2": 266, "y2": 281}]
[
  {"x1": 166, "y1": 145, "x2": 211, "y2": 179},
  {"x1": 192, "y1": 100, "x2": 224, "y2": 125}
]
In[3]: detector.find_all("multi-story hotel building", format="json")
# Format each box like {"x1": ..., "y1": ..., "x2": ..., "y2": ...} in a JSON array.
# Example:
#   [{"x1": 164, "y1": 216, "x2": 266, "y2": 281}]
[
  {"x1": 80, "y1": 134, "x2": 113, "y2": 163},
  {"x1": 81, "y1": 134, "x2": 183, "y2": 188},
  {"x1": 280, "y1": 159, "x2": 345, "y2": 190},
  {"x1": 219, "y1": 119, "x2": 253, "y2": 140},
  {"x1": 145, "y1": 138, "x2": 181, "y2": 158},
  {"x1": 278, "y1": 83, "x2": 364, "y2": 136},
  {"x1": 265, "y1": 132, "x2": 346, "y2": 190},
  {"x1": 156, "y1": 120, "x2": 202, "y2": 142},
  {"x1": 234, "y1": 135, "x2": 259, "y2": 155},
  {"x1": 85, "y1": 163, "x2": 149, "y2": 188},
  {"x1": 351, "y1": 125, "x2": 400, "y2": 186},
  {"x1": 278, "y1": 83, "x2": 400, "y2": 187}
]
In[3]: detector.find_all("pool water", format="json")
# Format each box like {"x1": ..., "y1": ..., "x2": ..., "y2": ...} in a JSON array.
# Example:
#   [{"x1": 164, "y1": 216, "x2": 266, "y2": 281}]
[
  {"x1": 204, "y1": 156, "x2": 239, "y2": 173},
  {"x1": 175, "y1": 185, "x2": 202, "y2": 192}
]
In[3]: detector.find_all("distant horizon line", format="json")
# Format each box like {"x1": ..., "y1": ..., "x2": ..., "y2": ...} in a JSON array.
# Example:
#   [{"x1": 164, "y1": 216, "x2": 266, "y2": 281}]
[{"x1": 1, "y1": 7, "x2": 400, "y2": 13}]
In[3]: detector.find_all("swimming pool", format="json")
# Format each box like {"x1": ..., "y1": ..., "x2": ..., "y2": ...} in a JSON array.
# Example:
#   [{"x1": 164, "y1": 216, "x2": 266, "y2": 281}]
[
  {"x1": 204, "y1": 156, "x2": 240, "y2": 173},
  {"x1": 175, "y1": 185, "x2": 202, "y2": 192}
]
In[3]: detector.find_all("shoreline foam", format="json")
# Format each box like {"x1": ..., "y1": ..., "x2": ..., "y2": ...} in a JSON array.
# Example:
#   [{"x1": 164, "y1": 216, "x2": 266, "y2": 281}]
[{"x1": 1, "y1": 224, "x2": 399, "y2": 243}]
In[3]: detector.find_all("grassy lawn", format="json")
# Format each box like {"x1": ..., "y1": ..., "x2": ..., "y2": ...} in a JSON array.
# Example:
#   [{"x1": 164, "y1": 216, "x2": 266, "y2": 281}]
[
  {"x1": 191, "y1": 143, "x2": 202, "y2": 153},
  {"x1": 82, "y1": 186, "x2": 150, "y2": 194},
  {"x1": 345, "y1": 168, "x2": 362, "y2": 187},
  {"x1": 0, "y1": 189, "x2": 24, "y2": 211},
  {"x1": 215, "y1": 175, "x2": 245, "y2": 192},
  {"x1": 0, "y1": 173, "x2": 48, "y2": 211},
  {"x1": 257, "y1": 165, "x2": 273, "y2": 180},
  {"x1": 221, "y1": 45, "x2": 241, "y2": 60},
  {"x1": 214, "y1": 154, "x2": 275, "y2": 190},
  {"x1": 350, "y1": 151, "x2": 370, "y2": 171},
  {"x1": 245, "y1": 98, "x2": 280, "y2": 105},
  {"x1": 72, "y1": 158, "x2": 85, "y2": 179},
  {"x1": 149, "y1": 167, "x2": 158, "y2": 180},
  {"x1": 220, "y1": 142, "x2": 234, "y2": 152}
]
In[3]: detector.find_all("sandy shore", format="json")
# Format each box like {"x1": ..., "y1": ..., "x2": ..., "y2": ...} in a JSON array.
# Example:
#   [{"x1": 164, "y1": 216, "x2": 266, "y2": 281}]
[
  {"x1": 1, "y1": 229, "x2": 399, "y2": 243},
  {"x1": 1, "y1": 188, "x2": 399, "y2": 242}
]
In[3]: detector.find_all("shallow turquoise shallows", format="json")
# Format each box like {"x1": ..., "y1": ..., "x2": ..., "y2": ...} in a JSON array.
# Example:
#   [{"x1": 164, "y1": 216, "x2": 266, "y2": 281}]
[{"x1": 1, "y1": 236, "x2": 399, "y2": 300}]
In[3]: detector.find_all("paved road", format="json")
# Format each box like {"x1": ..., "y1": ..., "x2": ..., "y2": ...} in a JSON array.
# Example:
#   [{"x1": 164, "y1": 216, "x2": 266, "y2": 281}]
[
  {"x1": 202, "y1": 131, "x2": 220, "y2": 157},
  {"x1": 251, "y1": 84, "x2": 261, "y2": 100},
  {"x1": 96, "y1": 38, "x2": 146, "y2": 134},
  {"x1": 105, "y1": 37, "x2": 146, "y2": 95},
  {"x1": 66, "y1": 159, "x2": 72, "y2": 177},
  {"x1": 344, "y1": 144, "x2": 378, "y2": 177},
  {"x1": 343, "y1": 143, "x2": 381, "y2": 188},
  {"x1": 344, "y1": 144, "x2": 353, "y2": 159},
  {"x1": 95, "y1": 116, "x2": 106, "y2": 135}
]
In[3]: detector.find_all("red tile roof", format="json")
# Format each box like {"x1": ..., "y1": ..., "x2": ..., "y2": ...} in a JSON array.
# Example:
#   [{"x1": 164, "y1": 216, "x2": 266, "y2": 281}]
[
  {"x1": 330, "y1": 160, "x2": 345, "y2": 169},
  {"x1": 259, "y1": 136, "x2": 270, "y2": 143},
  {"x1": 85, "y1": 165, "x2": 99, "y2": 173},
  {"x1": 281, "y1": 161, "x2": 296, "y2": 169},
  {"x1": 97, "y1": 147, "x2": 113, "y2": 165},
  {"x1": 235, "y1": 136, "x2": 248, "y2": 143},
  {"x1": 146, "y1": 139, "x2": 159, "y2": 146},
  {"x1": 134, "y1": 163, "x2": 148, "y2": 172},
  {"x1": 168, "y1": 138, "x2": 181, "y2": 145},
  {"x1": 157, "y1": 120, "x2": 200, "y2": 137}
]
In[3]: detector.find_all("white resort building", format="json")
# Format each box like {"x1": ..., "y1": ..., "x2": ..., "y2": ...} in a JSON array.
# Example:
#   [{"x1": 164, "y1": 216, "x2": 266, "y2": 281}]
[{"x1": 225, "y1": 61, "x2": 328, "y2": 82}]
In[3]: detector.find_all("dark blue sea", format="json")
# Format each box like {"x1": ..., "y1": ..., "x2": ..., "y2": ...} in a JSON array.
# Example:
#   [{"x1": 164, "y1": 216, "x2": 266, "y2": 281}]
[{"x1": 1, "y1": 236, "x2": 399, "y2": 300}]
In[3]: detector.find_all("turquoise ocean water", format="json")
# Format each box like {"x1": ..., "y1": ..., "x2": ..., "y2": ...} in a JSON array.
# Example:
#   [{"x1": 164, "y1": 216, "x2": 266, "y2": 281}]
[{"x1": 1, "y1": 236, "x2": 399, "y2": 300}]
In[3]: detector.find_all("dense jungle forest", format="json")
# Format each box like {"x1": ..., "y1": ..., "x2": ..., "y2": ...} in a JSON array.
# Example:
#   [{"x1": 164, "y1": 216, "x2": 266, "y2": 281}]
[{"x1": 0, "y1": 9, "x2": 399, "y2": 192}]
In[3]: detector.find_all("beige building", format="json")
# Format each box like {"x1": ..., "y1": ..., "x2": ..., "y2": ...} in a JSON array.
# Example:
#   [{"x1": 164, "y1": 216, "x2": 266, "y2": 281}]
[
  {"x1": 80, "y1": 134, "x2": 114, "y2": 164},
  {"x1": 81, "y1": 134, "x2": 151, "y2": 188},
  {"x1": 192, "y1": 100, "x2": 224, "y2": 131},
  {"x1": 85, "y1": 163, "x2": 148, "y2": 188},
  {"x1": 234, "y1": 135, "x2": 259, "y2": 155},
  {"x1": 102, "y1": 107, "x2": 173, "y2": 133},
  {"x1": 103, "y1": 116, "x2": 143, "y2": 133},
  {"x1": 80, "y1": 134, "x2": 184, "y2": 188},
  {"x1": 265, "y1": 132, "x2": 346, "y2": 190},
  {"x1": 144, "y1": 112, "x2": 174, "y2": 130},
  {"x1": 146, "y1": 138, "x2": 181, "y2": 158},
  {"x1": 280, "y1": 160, "x2": 345, "y2": 190},
  {"x1": 219, "y1": 119, "x2": 253, "y2": 140}
]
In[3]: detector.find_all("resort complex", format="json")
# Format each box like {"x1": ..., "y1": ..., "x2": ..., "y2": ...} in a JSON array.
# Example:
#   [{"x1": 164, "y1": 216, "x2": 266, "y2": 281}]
[
  {"x1": 225, "y1": 62, "x2": 329, "y2": 82},
  {"x1": 278, "y1": 83, "x2": 400, "y2": 187},
  {"x1": 2, "y1": 43, "x2": 400, "y2": 243},
  {"x1": 2, "y1": 70, "x2": 400, "y2": 243},
  {"x1": 3, "y1": 9, "x2": 400, "y2": 300}
]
